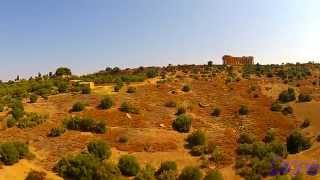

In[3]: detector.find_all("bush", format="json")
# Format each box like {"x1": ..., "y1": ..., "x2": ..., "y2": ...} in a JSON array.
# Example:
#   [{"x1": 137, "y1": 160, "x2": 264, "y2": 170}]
[
  {"x1": 156, "y1": 161, "x2": 177, "y2": 176},
  {"x1": 300, "y1": 118, "x2": 310, "y2": 128},
  {"x1": 71, "y1": 102, "x2": 86, "y2": 112},
  {"x1": 11, "y1": 106, "x2": 24, "y2": 120},
  {"x1": 64, "y1": 116, "x2": 106, "y2": 133},
  {"x1": 87, "y1": 140, "x2": 111, "y2": 160},
  {"x1": 204, "y1": 170, "x2": 223, "y2": 180},
  {"x1": 55, "y1": 67, "x2": 71, "y2": 76},
  {"x1": 29, "y1": 94, "x2": 38, "y2": 103},
  {"x1": 278, "y1": 88, "x2": 296, "y2": 103},
  {"x1": 16, "y1": 113, "x2": 47, "y2": 128},
  {"x1": 190, "y1": 145, "x2": 206, "y2": 156},
  {"x1": 0, "y1": 103, "x2": 4, "y2": 112},
  {"x1": 172, "y1": 114, "x2": 192, "y2": 133},
  {"x1": 237, "y1": 133, "x2": 256, "y2": 144},
  {"x1": 48, "y1": 127, "x2": 65, "y2": 137},
  {"x1": 118, "y1": 155, "x2": 140, "y2": 176},
  {"x1": 135, "y1": 164, "x2": 156, "y2": 180},
  {"x1": 6, "y1": 116, "x2": 17, "y2": 128},
  {"x1": 287, "y1": 130, "x2": 311, "y2": 154},
  {"x1": 186, "y1": 130, "x2": 207, "y2": 147},
  {"x1": 127, "y1": 86, "x2": 137, "y2": 93},
  {"x1": 120, "y1": 102, "x2": 139, "y2": 114},
  {"x1": 271, "y1": 102, "x2": 282, "y2": 112},
  {"x1": 25, "y1": 170, "x2": 46, "y2": 180},
  {"x1": 99, "y1": 96, "x2": 113, "y2": 109},
  {"x1": 146, "y1": 69, "x2": 158, "y2": 78},
  {"x1": 298, "y1": 93, "x2": 312, "y2": 102},
  {"x1": 165, "y1": 100, "x2": 177, "y2": 108},
  {"x1": 263, "y1": 129, "x2": 276, "y2": 143},
  {"x1": 114, "y1": 80, "x2": 124, "y2": 92},
  {"x1": 157, "y1": 170, "x2": 178, "y2": 180},
  {"x1": 95, "y1": 162, "x2": 121, "y2": 180},
  {"x1": 175, "y1": 106, "x2": 186, "y2": 115},
  {"x1": 282, "y1": 106, "x2": 293, "y2": 115},
  {"x1": 0, "y1": 141, "x2": 29, "y2": 165},
  {"x1": 81, "y1": 86, "x2": 91, "y2": 94},
  {"x1": 238, "y1": 105, "x2": 249, "y2": 115},
  {"x1": 181, "y1": 85, "x2": 191, "y2": 92},
  {"x1": 211, "y1": 108, "x2": 221, "y2": 117},
  {"x1": 178, "y1": 166, "x2": 203, "y2": 180},
  {"x1": 55, "y1": 153, "x2": 100, "y2": 179},
  {"x1": 210, "y1": 149, "x2": 225, "y2": 164}
]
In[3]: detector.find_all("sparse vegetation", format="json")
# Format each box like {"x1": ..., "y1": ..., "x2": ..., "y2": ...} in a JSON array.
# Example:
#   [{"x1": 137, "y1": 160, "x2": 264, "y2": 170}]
[
  {"x1": 278, "y1": 88, "x2": 296, "y2": 103},
  {"x1": 204, "y1": 170, "x2": 223, "y2": 180},
  {"x1": 181, "y1": 85, "x2": 191, "y2": 92},
  {"x1": 187, "y1": 130, "x2": 207, "y2": 147},
  {"x1": 64, "y1": 116, "x2": 106, "y2": 133},
  {"x1": 127, "y1": 86, "x2": 137, "y2": 93},
  {"x1": 120, "y1": 102, "x2": 139, "y2": 114},
  {"x1": 271, "y1": 102, "x2": 282, "y2": 112},
  {"x1": 48, "y1": 126, "x2": 66, "y2": 137},
  {"x1": 298, "y1": 93, "x2": 312, "y2": 102},
  {"x1": 25, "y1": 170, "x2": 46, "y2": 180},
  {"x1": 87, "y1": 140, "x2": 111, "y2": 160},
  {"x1": 211, "y1": 107, "x2": 221, "y2": 117},
  {"x1": 300, "y1": 118, "x2": 310, "y2": 128},
  {"x1": 71, "y1": 101, "x2": 87, "y2": 112},
  {"x1": 0, "y1": 141, "x2": 29, "y2": 165},
  {"x1": 29, "y1": 94, "x2": 38, "y2": 103},
  {"x1": 118, "y1": 155, "x2": 140, "y2": 176},
  {"x1": 175, "y1": 106, "x2": 186, "y2": 115},
  {"x1": 99, "y1": 96, "x2": 113, "y2": 109},
  {"x1": 287, "y1": 130, "x2": 311, "y2": 154},
  {"x1": 165, "y1": 100, "x2": 177, "y2": 108},
  {"x1": 172, "y1": 114, "x2": 192, "y2": 133},
  {"x1": 282, "y1": 106, "x2": 293, "y2": 115},
  {"x1": 238, "y1": 105, "x2": 249, "y2": 115},
  {"x1": 178, "y1": 166, "x2": 203, "y2": 180}
]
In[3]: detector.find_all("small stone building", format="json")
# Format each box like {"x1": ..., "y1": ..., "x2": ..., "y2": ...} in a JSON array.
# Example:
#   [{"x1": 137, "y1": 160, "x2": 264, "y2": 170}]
[{"x1": 223, "y1": 55, "x2": 254, "y2": 65}]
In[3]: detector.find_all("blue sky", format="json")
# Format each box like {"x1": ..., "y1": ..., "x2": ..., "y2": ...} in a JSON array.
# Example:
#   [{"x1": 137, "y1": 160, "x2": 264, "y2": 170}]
[{"x1": 0, "y1": 0, "x2": 319, "y2": 80}]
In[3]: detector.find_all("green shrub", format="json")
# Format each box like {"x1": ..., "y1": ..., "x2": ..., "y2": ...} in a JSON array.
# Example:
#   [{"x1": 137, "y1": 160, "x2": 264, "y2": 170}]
[
  {"x1": 114, "y1": 80, "x2": 124, "y2": 92},
  {"x1": 278, "y1": 88, "x2": 296, "y2": 103},
  {"x1": 29, "y1": 94, "x2": 39, "y2": 103},
  {"x1": 271, "y1": 102, "x2": 282, "y2": 112},
  {"x1": 0, "y1": 141, "x2": 29, "y2": 165},
  {"x1": 237, "y1": 133, "x2": 256, "y2": 144},
  {"x1": 175, "y1": 106, "x2": 186, "y2": 115},
  {"x1": 300, "y1": 118, "x2": 310, "y2": 128},
  {"x1": 181, "y1": 85, "x2": 191, "y2": 92},
  {"x1": 81, "y1": 86, "x2": 91, "y2": 94},
  {"x1": 263, "y1": 129, "x2": 276, "y2": 143},
  {"x1": 172, "y1": 114, "x2": 192, "y2": 133},
  {"x1": 287, "y1": 130, "x2": 311, "y2": 154},
  {"x1": 210, "y1": 149, "x2": 225, "y2": 164},
  {"x1": 16, "y1": 113, "x2": 47, "y2": 128},
  {"x1": 11, "y1": 106, "x2": 24, "y2": 120},
  {"x1": 55, "y1": 81, "x2": 69, "y2": 93},
  {"x1": 118, "y1": 155, "x2": 140, "y2": 176},
  {"x1": 48, "y1": 127, "x2": 65, "y2": 137},
  {"x1": 156, "y1": 161, "x2": 177, "y2": 176},
  {"x1": 25, "y1": 170, "x2": 46, "y2": 180},
  {"x1": 238, "y1": 105, "x2": 249, "y2": 115},
  {"x1": 55, "y1": 67, "x2": 71, "y2": 76},
  {"x1": 298, "y1": 93, "x2": 312, "y2": 102},
  {"x1": 120, "y1": 102, "x2": 139, "y2": 114},
  {"x1": 165, "y1": 100, "x2": 177, "y2": 108},
  {"x1": 211, "y1": 108, "x2": 221, "y2": 117},
  {"x1": 6, "y1": 116, "x2": 17, "y2": 128},
  {"x1": 190, "y1": 145, "x2": 206, "y2": 156},
  {"x1": 127, "y1": 86, "x2": 137, "y2": 93},
  {"x1": 157, "y1": 170, "x2": 177, "y2": 180},
  {"x1": 71, "y1": 102, "x2": 86, "y2": 112},
  {"x1": 204, "y1": 170, "x2": 223, "y2": 180},
  {"x1": 87, "y1": 140, "x2": 111, "y2": 160},
  {"x1": 99, "y1": 96, "x2": 113, "y2": 109},
  {"x1": 186, "y1": 130, "x2": 207, "y2": 147},
  {"x1": 55, "y1": 153, "x2": 100, "y2": 179},
  {"x1": 0, "y1": 103, "x2": 4, "y2": 112},
  {"x1": 64, "y1": 116, "x2": 106, "y2": 133},
  {"x1": 135, "y1": 164, "x2": 156, "y2": 180},
  {"x1": 282, "y1": 106, "x2": 293, "y2": 115},
  {"x1": 178, "y1": 166, "x2": 203, "y2": 180},
  {"x1": 146, "y1": 69, "x2": 158, "y2": 78},
  {"x1": 95, "y1": 162, "x2": 121, "y2": 180}
]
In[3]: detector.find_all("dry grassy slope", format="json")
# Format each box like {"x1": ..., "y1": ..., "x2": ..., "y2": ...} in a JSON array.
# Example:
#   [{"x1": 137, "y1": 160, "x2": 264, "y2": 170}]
[{"x1": 0, "y1": 74, "x2": 316, "y2": 179}]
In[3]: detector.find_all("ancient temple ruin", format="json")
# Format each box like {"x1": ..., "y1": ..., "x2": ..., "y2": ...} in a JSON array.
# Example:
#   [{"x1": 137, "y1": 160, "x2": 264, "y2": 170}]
[{"x1": 222, "y1": 55, "x2": 254, "y2": 65}]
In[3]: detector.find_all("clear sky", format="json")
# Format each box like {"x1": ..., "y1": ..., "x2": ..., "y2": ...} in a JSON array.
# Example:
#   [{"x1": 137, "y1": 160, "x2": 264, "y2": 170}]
[{"x1": 0, "y1": 0, "x2": 319, "y2": 80}]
